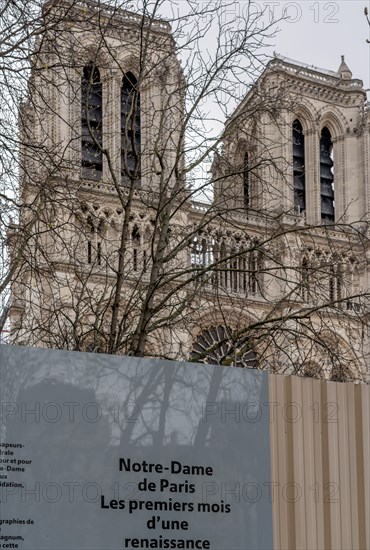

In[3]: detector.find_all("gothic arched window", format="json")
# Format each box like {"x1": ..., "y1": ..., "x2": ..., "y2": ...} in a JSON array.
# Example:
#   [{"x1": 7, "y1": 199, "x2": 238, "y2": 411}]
[
  {"x1": 248, "y1": 250, "x2": 260, "y2": 294},
  {"x1": 301, "y1": 257, "x2": 309, "y2": 301},
  {"x1": 131, "y1": 225, "x2": 140, "y2": 272},
  {"x1": 320, "y1": 127, "x2": 335, "y2": 222},
  {"x1": 292, "y1": 119, "x2": 305, "y2": 214},
  {"x1": 81, "y1": 63, "x2": 103, "y2": 179},
  {"x1": 86, "y1": 216, "x2": 103, "y2": 266},
  {"x1": 243, "y1": 152, "x2": 250, "y2": 208},
  {"x1": 121, "y1": 72, "x2": 141, "y2": 183}
]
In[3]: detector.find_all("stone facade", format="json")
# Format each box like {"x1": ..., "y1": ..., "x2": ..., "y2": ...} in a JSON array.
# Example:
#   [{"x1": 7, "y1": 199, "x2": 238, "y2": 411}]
[{"x1": 9, "y1": 0, "x2": 370, "y2": 383}]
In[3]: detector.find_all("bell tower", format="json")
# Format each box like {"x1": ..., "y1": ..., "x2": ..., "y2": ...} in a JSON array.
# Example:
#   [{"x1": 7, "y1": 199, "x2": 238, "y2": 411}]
[
  {"x1": 11, "y1": 0, "x2": 186, "y2": 347},
  {"x1": 19, "y1": 0, "x2": 184, "y2": 197},
  {"x1": 215, "y1": 54, "x2": 369, "y2": 228}
]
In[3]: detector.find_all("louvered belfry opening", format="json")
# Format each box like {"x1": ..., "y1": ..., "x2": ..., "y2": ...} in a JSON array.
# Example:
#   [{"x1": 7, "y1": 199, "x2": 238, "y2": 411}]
[
  {"x1": 292, "y1": 119, "x2": 305, "y2": 214},
  {"x1": 81, "y1": 63, "x2": 103, "y2": 179},
  {"x1": 121, "y1": 72, "x2": 141, "y2": 184},
  {"x1": 320, "y1": 126, "x2": 335, "y2": 222}
]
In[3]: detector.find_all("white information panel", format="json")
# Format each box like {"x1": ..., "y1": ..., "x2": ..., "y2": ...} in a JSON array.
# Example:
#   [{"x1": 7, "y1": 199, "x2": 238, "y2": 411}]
[{"x1": 0, "y1": 345, "x2": 273, "y2": 549}]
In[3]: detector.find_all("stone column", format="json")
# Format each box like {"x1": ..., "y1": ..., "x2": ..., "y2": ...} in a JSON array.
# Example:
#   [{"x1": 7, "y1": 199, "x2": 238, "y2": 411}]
[
  {"x1": 102, "y1": 69, "x2": 121, "y2": 185},
  {"x1": 304, "y1": 127, "x2": 320, "y2": 225},
  {"x1": 364, "y1": 125, "x2": 370, "y2": 221},
  {"x1": 332, "y1": 135, "x2": 345, "y2": 223}
]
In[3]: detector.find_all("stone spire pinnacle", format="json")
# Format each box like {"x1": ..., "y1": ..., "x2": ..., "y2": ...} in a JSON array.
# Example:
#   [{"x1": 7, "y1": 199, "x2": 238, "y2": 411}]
[{"x1": 337, "y1": 55, "x2": 352, "y2": 80}]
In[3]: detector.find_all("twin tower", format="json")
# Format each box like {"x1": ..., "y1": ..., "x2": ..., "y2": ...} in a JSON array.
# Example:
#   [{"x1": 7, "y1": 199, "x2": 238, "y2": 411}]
[{"x1": 11, "y1": 0, "x2": 370, "y2": 381}]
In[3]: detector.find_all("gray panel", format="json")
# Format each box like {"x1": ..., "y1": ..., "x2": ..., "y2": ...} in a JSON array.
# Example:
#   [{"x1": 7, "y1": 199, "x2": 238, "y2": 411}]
[{"x1": 0, "y1": 345, "x2": 273, "y2": 550}]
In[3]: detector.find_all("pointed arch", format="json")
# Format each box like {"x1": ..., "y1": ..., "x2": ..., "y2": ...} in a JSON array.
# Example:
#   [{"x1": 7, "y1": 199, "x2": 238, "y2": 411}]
[
  {"x1": 318, "y1": 108, "x2": 346, "y2": 140},
  {"x1": 81, "y1": 62, "x2": 103, "y2": 179},
  {"x1": 291, "y1": 100, "x2": 316, "y2": 132}
]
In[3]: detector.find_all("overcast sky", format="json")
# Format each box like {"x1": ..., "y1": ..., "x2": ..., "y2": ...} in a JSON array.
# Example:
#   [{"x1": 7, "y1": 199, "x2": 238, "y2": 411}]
[
  {"x1": 166, "y1": 0, "x2": 370, "y2": 118},
  {"x1": 261, "y1": 0, "x2": 370, "y2": 92}
]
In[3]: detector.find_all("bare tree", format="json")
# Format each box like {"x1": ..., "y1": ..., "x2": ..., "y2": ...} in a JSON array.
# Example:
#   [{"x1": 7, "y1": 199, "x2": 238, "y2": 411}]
[
  {"x1": 0, "y1": 0, "x2": 84, "y2": 329},
  {"x1": 2, "y1": 0, "x2": 369, "y2": 383}
]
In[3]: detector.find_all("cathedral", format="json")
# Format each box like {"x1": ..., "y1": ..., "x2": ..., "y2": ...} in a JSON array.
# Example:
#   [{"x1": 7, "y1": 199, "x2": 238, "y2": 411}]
[{"x1": 8, "y1": 0, "x2": 370, "y2": 383}]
